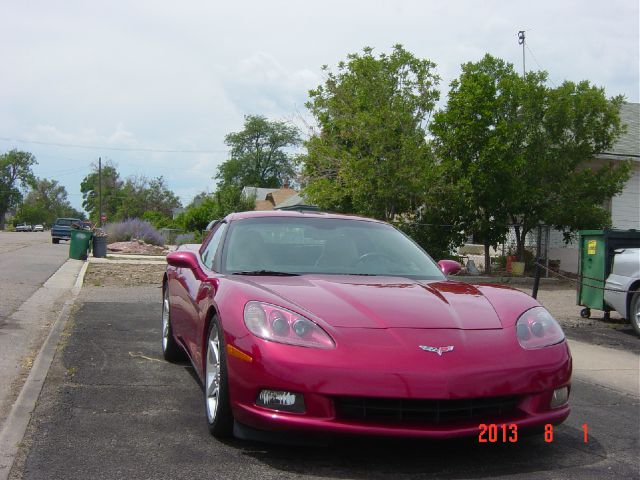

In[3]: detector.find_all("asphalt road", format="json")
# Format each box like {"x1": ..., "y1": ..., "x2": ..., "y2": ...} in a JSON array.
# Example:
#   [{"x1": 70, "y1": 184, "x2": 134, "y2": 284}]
[
  {"x1": 10, "y1": 286, "x2": 640, "y2": 480},
  {"x1": 0, "y1": 231, "x2": 72, "y2": 424},
  {"x1": 0, "y1": 232, "x2": 69, "y2": 323}
]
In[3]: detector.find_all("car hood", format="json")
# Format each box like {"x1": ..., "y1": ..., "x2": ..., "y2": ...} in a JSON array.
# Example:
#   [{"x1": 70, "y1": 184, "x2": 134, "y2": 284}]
[{"x1": 237, "y1": 275, "x2": 504, "y2": 330}]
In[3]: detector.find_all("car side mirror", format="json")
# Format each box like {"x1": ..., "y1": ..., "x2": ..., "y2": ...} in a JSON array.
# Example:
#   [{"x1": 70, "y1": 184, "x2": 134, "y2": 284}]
[
  {"x1": 438, "y1": 259, "x2": 462, "y2": 276},
  {"x1": 166, "y1": 251, "x2": 207, "y2": 281}
]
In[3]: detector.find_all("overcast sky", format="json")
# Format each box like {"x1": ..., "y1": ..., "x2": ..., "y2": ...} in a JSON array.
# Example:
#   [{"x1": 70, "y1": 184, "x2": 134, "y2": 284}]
[{"x1": 1, "y1": 0, "x2": 638, "y2": 212}]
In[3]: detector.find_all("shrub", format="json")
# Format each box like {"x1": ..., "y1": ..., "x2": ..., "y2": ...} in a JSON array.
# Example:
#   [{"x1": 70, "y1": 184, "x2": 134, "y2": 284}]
[{"x1": 105, "y1": 218, "x2": 165, "y2": 246}]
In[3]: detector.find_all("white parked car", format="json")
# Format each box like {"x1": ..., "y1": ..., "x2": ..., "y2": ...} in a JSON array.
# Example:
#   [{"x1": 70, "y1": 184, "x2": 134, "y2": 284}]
[
  {"x1": 33, "y1": 224, "x2": 44, "y2": 232},
  {"x1": 605, "y1": 248, "x2": 640, "y2": 336},
  {"x1": 15, "y1": 223, "x2": 32, "y2": 232}
]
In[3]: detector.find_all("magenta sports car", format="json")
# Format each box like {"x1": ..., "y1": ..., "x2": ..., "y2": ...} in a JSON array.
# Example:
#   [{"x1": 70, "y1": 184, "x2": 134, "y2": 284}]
[{"x1": 162, "y1": 210, "x2": 571, "y2": 440}]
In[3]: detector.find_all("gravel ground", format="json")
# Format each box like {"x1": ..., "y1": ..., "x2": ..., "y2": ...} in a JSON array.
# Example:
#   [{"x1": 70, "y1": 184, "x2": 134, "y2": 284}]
[{"x1": 83, "y1": 262, "x2": 166, "y2": 287}]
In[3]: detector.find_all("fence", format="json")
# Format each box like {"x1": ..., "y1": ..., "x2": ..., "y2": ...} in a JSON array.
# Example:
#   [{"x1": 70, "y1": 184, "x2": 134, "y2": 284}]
[{"x1": 500, "y1": 224, "x2": 551, "y2": 277}]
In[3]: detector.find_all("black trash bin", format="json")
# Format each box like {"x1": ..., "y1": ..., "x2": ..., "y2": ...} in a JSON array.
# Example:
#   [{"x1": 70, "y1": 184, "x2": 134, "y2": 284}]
[{"x1": 93, "y1": 234, "x2": 108, "y2": 258}]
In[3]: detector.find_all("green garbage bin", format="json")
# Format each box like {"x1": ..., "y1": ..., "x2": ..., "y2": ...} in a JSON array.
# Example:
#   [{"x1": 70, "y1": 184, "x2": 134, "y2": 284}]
[
  {"x1": 577, "y1": 229, "x2": 640, "y2": 319},
  {"x1": 69, "y1": 229, "x2": 93, "y2": 260}
]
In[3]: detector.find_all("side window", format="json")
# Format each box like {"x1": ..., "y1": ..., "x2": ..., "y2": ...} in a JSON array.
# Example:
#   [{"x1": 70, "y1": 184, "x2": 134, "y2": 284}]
[{"x1": 201, "y1": 222, "x2": 227, "y2": 270}]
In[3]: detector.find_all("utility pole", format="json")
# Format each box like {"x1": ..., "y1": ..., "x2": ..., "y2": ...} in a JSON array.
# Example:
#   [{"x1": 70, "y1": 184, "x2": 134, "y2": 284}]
[
  {"x1": 98, "y1": 157, "x2": 103, "y2": 227},
  {"x1": 518, "y1": 30, "x2": 526, "y2": 77}
]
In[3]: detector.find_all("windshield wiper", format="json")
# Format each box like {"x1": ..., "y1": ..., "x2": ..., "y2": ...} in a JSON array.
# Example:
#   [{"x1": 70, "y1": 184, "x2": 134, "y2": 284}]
[{"x1": 232, "y1": 270, "x2": 300, "y2": 276}]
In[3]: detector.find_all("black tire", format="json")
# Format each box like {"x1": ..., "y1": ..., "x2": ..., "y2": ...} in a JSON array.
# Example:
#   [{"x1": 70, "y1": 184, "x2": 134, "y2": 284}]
[
  {"x1": 52, "y1": 238, "x2": 59, "y2": 244},
  {"x1": 205, "y1": 317, "x2": 234, "y2": 438},
  {"x1": 630, "y1": 292, "x2": 640, "y2": 337},
  {"x1": 580, "y1": 308, "x2": 591, "y2": 319},
  {"x1": 161, "y1": 287, "x2": 183, "y2": 362}
]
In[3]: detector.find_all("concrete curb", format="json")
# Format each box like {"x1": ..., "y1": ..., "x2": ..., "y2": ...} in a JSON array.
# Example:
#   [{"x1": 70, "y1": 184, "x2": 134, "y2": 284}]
[{"x1": 0, "y1": 259, "x2": 88, "y2": 480}]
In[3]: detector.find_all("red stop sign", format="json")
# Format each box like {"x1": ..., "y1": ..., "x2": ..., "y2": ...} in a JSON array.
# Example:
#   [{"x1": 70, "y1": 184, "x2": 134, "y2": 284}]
[{"x1": 100, "y1": 215, "x2": 107, "y2": 222}]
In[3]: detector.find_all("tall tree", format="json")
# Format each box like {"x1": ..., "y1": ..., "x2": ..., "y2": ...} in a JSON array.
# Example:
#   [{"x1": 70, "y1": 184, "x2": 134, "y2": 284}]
[
  {"x1": 0, "y1": 150, "x2": 37, "y2": 229},
  {"x1": 430, "y1": 54, "x2": 630, "y2": 272},
  {"x1": 216, "y1": 115, "x2": 300, "y2": 189},
  {"x1": 80, "y1": 161, "x2": 123, "y2": 223},
  {"x1": 116, "y1": 175, "x2": 181, "y2": 220},
  {"x1": 15, "y1": 178, "x2": 84, "y2": 225},
  {"x1": 301, "y1": 45, "x2": 441, "y2": 221}
]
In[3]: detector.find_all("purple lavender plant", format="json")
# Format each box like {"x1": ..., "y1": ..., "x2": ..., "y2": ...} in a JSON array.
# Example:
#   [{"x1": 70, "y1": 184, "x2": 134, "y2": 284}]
[{"x1": 104, "y1": 218, "x2": 165, "y2": 246}]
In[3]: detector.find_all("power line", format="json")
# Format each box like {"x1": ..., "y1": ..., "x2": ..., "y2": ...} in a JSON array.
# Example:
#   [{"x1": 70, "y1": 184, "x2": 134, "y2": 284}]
[
  {"x1": 525, "y1": 44, "x2": 558, "y2": 87},
  {"x1": 0, "y1": 136, "x2": 228, "y2": 154}
]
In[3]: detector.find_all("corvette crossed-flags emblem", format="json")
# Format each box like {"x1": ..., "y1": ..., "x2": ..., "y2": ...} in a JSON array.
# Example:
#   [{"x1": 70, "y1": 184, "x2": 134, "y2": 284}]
[{"x1": 419, "y1": 345, "x2": 455, "y2": 356}]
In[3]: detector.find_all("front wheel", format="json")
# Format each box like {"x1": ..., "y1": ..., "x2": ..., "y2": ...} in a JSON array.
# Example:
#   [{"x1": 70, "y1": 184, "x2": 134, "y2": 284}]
[
  {"x1": 52, "y1": 238, "x2": 59, "y2": 244},
  {"x1": 630, "y1": 292, "x2": 640, "y2": 337},
  {"x1": 205, "y1": 317, "x2": 234, "y2": 438}
]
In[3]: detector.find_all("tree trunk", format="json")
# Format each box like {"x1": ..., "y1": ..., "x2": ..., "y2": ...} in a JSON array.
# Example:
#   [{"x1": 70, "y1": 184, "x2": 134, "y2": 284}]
[
  {"x1": 484, "y1": 243, "x2": 491, "y2": 275},
  {"x1": 514, "y1": 225, "x2": 526, "y2": 261}
]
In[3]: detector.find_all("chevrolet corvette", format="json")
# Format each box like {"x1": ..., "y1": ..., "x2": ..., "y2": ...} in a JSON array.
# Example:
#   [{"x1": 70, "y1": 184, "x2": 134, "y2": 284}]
[{"x1": 162, "y1": 210, "x2": 571, "y2": 439}]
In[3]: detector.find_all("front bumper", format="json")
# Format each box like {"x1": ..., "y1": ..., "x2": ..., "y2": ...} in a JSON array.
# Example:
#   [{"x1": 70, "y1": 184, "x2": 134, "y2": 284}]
[{"x1": 226, "y1": 327, "x2": 572, "y2": 438}]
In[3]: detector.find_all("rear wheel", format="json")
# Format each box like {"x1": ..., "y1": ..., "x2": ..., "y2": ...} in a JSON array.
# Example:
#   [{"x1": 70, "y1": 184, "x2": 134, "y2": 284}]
[
  {"x1": 630, "y1": 292, "x2": 640, "y2": 337},
  {"x1": 580, "y1": 308, "x2": 590, "y2": 319},
  {"x1": 161, "y1": 287, "x2": 183, "y2": 361},
  {"x1": 205, "y1": 317, "x2": 234, "y2": 438}
]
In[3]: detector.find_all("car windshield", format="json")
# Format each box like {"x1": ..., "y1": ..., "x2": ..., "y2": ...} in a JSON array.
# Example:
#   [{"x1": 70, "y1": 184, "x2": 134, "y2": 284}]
[
  {"x1": 222, "y1": 216, "x2": 445, "y2": 280},
  {"x1": 55, "y1": 219, "x2": 73, "y2": 226}
]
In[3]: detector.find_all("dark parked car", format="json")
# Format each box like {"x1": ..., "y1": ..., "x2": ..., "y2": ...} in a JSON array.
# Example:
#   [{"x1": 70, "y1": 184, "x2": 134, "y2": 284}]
[{"x1": 51, "y1": 217, "x2": 81, "y2": 244}]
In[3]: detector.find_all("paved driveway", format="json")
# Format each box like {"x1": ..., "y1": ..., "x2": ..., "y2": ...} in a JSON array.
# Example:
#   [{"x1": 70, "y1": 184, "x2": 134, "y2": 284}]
[{"x1": 10, "y1": 285, "x2": 639, "y2": 480}]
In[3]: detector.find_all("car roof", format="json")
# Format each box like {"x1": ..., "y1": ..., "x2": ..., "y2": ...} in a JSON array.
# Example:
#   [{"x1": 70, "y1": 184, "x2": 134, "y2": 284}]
[{"x1": 224, "y1": 209, "x2": 386, "y2": 224}]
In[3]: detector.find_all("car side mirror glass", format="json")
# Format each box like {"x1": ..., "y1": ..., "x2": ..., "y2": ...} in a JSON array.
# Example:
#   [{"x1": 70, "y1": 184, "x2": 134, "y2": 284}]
[{"x1": 438, "y1": 259, "x2": 462, "y2": 276}]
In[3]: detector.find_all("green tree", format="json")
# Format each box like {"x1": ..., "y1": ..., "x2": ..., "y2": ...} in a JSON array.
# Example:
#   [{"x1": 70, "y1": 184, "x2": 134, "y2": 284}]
[
  {"x1": 216, "y1": 115, "x2": 300, "y2": 188},
  {"x1": 430, "y1": 54, "x2": 630, "y2": 272},
  {"x1": 80, "y1": 161, "x2": 123, "y2": 223},
  {"x1": 301, "y1": 45, "x2": 441, "y2": 222},
  {"x1": 116, "y1": 175, "x2": 181, "y2": 220},
  {"x1": 15, "y1": 178, "x2": 84, "y2": 226},
  {"x1": 178, "y1": 186, "x2": 255, "y2": 233},
  {"x1": 0, "y1": 150, "x2": 37, "y2": 229}
]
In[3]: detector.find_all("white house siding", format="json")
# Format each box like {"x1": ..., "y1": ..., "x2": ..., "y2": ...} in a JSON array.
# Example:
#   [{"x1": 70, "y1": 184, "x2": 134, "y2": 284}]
[{"x1": 611, "y1": 161, "x2": 640, "y2": 229}]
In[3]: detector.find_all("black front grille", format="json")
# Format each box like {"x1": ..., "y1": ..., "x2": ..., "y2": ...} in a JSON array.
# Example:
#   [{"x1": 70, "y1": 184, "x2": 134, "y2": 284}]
[{"x1": 334, "y1": 395, "x2": 519, "y2": 424}]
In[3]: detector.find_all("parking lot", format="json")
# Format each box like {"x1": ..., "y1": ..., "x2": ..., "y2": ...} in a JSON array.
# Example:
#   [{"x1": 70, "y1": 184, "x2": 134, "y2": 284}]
[{"x1": 6, "y1": 275, "x2": 639, "y2": 480}]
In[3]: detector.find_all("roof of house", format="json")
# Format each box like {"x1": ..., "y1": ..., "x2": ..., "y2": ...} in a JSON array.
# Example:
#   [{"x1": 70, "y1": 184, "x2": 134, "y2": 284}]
[
  {"x1": 254, "y1": 199, "x2": 274, "y2": 211},
  {"x1": 599, "y1": 102, "x2": 639, "y2": 160},
  {"x1": 266, "y1": 188, "x2": 298, "y2": 207},
  {"x1": 273, "y1": 192, "x2": 305, "y2": 209}
]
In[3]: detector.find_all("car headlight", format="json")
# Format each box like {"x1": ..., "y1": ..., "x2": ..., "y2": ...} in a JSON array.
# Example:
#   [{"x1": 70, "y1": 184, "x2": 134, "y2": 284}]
[
  {"x1": 244, "y1": 301, "x2": 335, "y2": 349},
  {"x1": 516, "y1": 307, "x2": 565, "y2": 349}
]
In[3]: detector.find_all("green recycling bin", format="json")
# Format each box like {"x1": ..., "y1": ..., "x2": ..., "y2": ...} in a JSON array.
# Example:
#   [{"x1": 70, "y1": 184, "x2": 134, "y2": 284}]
[
  {"x1": 69, "y1": 229, "x2": 93, "y2": 260},
  {"x1": 577, "y1": 229, "x2": 640, "y2": 319}
]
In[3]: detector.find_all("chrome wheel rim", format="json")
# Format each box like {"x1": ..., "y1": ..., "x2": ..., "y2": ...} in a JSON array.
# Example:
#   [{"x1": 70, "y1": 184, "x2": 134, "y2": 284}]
[
  {"x1": 162, "y1": 291, "x2": 170, "y2": 351},
  {"x1": 205, "y1": 327, "x2": 221, "y2": 423},
  {"x1": 634, "y1": 300, "x2": 640, "y2": 330}
]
